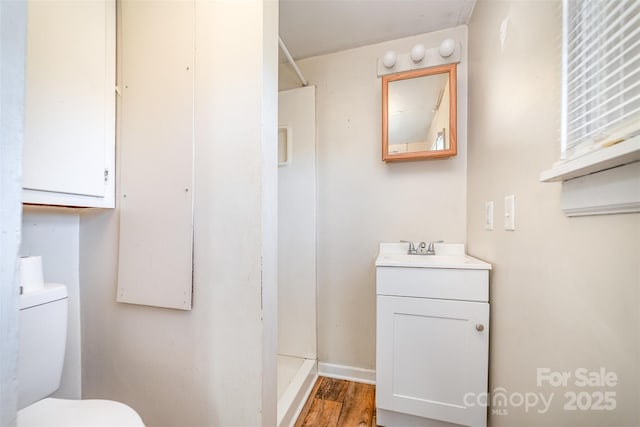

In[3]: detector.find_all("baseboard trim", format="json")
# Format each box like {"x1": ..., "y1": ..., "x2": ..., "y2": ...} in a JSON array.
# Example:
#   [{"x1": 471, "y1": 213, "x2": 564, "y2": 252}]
[{"x1": 317, "y1": 362, "x2": 376, "y2": 385}]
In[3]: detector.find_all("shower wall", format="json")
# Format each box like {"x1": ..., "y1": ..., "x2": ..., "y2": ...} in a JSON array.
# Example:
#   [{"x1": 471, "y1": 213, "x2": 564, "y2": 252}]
[{"x1": 278, "y1": 86, "x2": 316, "y2": 360}]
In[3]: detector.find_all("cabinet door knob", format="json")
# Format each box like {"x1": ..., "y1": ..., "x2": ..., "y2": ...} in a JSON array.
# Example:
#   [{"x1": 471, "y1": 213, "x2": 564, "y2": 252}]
[{"x1": 475, "y1": 324, "x2": 485, "y2": 332}]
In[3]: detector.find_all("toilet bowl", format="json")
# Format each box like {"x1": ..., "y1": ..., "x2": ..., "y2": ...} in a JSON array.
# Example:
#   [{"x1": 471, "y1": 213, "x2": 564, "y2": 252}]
[
  {"x1": 18, "y1": 284, "x2": 144, "y2": 426},
  {"x1": 18, "y1": 398, "x2": 144, "y2": 427}
]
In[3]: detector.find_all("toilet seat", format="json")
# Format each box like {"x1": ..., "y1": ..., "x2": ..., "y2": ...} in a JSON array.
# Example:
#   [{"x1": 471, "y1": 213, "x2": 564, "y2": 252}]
[{"x1": 17, "y1": 398, "x2": 145, "y2": 427}]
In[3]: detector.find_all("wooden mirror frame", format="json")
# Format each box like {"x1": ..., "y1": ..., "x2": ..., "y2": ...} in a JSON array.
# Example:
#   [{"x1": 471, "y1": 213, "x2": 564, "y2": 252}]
[{"x1": 382, "y1": 63, "x2": 457, "y2": 162}]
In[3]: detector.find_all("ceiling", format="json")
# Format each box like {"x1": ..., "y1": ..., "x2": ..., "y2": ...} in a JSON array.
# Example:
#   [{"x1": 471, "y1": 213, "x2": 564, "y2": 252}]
[{"x1": 279, "y1": 0, "x2": 477, "y2": 61}]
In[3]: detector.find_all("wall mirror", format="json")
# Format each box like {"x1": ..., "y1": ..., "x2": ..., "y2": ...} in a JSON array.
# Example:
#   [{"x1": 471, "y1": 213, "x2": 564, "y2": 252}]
[{"x1": 382, "y1": 63, "x2": 457, "y2": 162}]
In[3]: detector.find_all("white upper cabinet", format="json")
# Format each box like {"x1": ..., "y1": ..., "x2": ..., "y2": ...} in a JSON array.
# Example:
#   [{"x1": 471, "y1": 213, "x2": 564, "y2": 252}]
[{"x1": 22, "y1": 0, "x2": 115, "y2": 208}]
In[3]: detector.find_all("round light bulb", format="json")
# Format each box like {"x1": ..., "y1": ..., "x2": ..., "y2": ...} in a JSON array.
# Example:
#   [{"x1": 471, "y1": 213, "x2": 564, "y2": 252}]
[
  {"x1": 439, "y1": 38, "x2": 456, "y2": 58},
  {"x1": 410, "y1": 44, "x2": 425, "y2": 63},
  {"x1": 382, "y1": 50, "x2": 397, "y2": 69}
]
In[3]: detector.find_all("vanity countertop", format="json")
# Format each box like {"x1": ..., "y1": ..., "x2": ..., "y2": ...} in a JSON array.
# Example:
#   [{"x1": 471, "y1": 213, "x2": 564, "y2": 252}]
[{"x1": 375, "y1": 243, "x2": 492, "y2": 270}]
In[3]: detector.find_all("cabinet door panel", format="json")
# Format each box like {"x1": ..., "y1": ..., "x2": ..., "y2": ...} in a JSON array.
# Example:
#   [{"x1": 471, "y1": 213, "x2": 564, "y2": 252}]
[
  {"x1": 23, "y1": 0, "x2": 115, "y2": 206},
  {"x1": 116, "y1": 0, "x2": 194, "y2": 310},
  {"x1": 377, "y1": 296, "x2": 489, "y2": 427}
]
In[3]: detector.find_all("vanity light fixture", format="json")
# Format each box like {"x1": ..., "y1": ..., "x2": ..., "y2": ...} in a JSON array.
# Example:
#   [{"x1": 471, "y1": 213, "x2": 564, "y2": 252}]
[
  {"x1": 410, "y1": 43, "x2": 426, "y2": 63},
  {"x1": 439, "y1": 38, "x2": 456, "y2": 58},
  {"x1": 382, "y1": 50, "x2": 397, "y2": 68},
  {"x1": 377, "y1": 40, "x2": 460, "y2": 78}
]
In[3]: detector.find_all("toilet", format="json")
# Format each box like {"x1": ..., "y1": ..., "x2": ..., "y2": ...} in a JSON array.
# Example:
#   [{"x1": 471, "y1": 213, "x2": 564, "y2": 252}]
[{"x1": 17, "y1": 283, "x2": 144, "y2": 426}]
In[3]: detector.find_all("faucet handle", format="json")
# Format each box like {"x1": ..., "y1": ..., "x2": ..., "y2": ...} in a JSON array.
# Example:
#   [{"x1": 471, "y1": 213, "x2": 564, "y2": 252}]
[
  {"x1": 426, "y1": 240, "x2": 444, "y2": 255},
  {"x1": 400, "y1": 240, "x2": 416, "y2": 254}
]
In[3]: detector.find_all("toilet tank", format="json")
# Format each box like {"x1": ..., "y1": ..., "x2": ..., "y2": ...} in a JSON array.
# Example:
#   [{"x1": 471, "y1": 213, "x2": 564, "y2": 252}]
[{"x1": 18, "y1": 283, "x2": 68, "y2": 410}]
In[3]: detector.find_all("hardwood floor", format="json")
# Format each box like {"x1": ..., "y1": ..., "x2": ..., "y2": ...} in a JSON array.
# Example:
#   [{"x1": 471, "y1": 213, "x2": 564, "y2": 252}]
[{"x1": 294, "y1": 377, "x2": 377, "y2": 427}]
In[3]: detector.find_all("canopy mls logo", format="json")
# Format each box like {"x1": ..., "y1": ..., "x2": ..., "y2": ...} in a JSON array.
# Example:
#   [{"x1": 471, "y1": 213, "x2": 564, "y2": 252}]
[
  {"x1": 464, "y1": 388, "x2": 553, "y2": 415},
  {"x1": 464, "y1": 368, "x2": 618, "y2": 416}
]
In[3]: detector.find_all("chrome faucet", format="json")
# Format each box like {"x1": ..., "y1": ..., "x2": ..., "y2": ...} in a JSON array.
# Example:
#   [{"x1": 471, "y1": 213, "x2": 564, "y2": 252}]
[
  {"x1": 402, "y1": 240, "x2": 443, "y2": 255},
  {"x1": 400, "y1": 240, "x2": 417, "y2": 255},
  {"x1": 426, "y1": 240, "x2": 444, "y2": 255}
]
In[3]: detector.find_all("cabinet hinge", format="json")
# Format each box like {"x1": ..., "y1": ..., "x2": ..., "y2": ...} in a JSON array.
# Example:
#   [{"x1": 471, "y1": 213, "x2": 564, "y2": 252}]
[{"x1": 104, "y1": 169, "x2": 109, "y2": 183}]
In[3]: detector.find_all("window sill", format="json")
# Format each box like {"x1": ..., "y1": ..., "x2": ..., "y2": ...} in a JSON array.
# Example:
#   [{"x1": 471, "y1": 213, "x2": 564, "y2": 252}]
[
  {"x1": 540, "y1": 136, "x2": 640, "y2": 182},
  {"x1": 560, "y1": 162, "x2": 640, "y2": 216},
  {"x1": 540, "y1": 137, "x2": 640, "y2": 216}
]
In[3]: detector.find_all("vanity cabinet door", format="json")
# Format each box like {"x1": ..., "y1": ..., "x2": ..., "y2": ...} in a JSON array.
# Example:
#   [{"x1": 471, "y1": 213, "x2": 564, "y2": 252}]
[
  {"x1": 22, "y1": 0, "x2": 115, "y2": 208},
  {"x1": 376, "y1": 295, "x2": 489, "y2": 427}
]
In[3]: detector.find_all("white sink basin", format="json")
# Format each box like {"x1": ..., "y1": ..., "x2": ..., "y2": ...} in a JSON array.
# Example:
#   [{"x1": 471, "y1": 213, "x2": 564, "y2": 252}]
[
  {"x1": 375, "y1": 243, "x2": 491, "y2": 270},
  {"x1": 375, "y1": 242, "x2": 491, "y2": 301}
]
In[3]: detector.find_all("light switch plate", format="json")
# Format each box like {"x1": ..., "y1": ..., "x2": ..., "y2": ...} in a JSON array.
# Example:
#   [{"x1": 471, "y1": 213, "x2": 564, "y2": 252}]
[
  {"x1": 504, "y1": 195, "x2": 515, "y2": 230},
  {"x1": 485, "y1": 201, "x2": 494, "y2": 230}
]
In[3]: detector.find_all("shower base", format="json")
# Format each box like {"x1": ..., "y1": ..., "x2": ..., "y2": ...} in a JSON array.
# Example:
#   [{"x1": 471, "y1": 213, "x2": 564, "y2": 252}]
[{"x1": 277, "y1": 355, "x2": 317, "y2": 427}]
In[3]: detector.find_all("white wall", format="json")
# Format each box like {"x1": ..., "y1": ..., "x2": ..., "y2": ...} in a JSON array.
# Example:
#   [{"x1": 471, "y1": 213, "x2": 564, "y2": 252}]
[
  {"x1": 0, "y1": 2, "x2": 27, "y2": 424},
  {"x1": 260, "y1": 1, "x2": 279, "y2": 421},
  {"x1": 280, "y1": 26, "x2": 469, "y2": 370},
  {"x1": 20, "y1": 207, "x2": 81, "y2": 400},
  {"x1": 468, "y1": 1, "x2": 640, "y2": 426},
  {"x1": 80, "y1": 1, "x2": 278, "y2": 426},
  {"x1": 278, "y1": 86, "x2": 317, "y2": 360}
]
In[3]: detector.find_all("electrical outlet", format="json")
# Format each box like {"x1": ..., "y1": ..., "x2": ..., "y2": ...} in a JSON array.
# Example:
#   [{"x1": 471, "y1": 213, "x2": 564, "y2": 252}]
[
  {"x1": 504, "y1": 195, "x2": 515, "y2": 230},
  {"x1": 485, "y1": 201, "x2": 494, "y2": 230}
]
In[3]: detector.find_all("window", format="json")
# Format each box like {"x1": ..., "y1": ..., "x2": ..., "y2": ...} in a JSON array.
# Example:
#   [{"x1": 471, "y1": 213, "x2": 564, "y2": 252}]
[
  {"x1": 541, "y1": 0, "x2": 640, "y2": 216},
  {"x1": 562, "y1": 0, "x2": 640, "y2": 161}
]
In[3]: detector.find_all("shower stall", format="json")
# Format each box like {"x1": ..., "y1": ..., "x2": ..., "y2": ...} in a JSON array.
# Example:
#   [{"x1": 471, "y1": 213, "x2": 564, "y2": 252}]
[{"x1": 277, "y1": 85, "x2": 317, "y2": 427}]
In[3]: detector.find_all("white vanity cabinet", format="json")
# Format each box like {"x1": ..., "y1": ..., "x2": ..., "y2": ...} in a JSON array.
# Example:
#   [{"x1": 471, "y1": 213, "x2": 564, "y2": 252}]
[
  {"x1": 376, "y1": 243, "x2": 491, "y2": 427},
  {"x1": 22, "y1": 0, "x2": 116, "y2": 208}
]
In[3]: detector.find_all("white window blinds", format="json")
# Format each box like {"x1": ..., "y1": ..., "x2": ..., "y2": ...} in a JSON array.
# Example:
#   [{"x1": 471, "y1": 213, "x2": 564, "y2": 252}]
[{"x1": 562, "y1": 0, "x2": 640, "y2": 160}]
